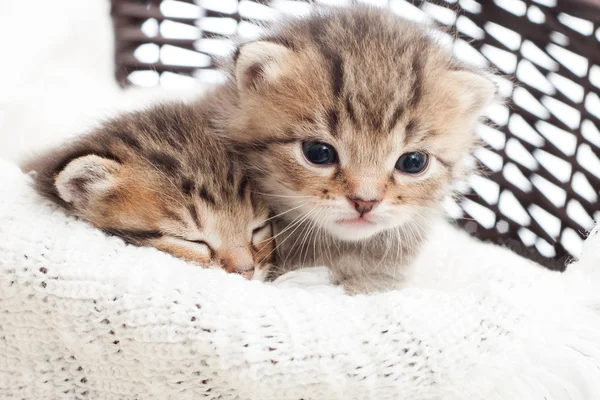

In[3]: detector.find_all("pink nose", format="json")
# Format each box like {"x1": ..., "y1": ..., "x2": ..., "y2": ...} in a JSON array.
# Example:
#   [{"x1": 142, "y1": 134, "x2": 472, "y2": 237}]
[{"x1": 347, "y1": 196, "x2": 380, "y2": 216}]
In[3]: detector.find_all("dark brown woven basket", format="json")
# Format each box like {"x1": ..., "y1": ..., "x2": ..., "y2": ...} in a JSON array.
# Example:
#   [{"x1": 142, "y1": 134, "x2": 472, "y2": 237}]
[{"x1": 110, "y1": 0, "x2": 600, "y2": 269}]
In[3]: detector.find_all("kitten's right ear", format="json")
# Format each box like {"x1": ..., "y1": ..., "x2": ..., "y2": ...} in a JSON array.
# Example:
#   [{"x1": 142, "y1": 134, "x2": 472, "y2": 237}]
[
  {"x1": 445, "y1": 70, "x2": 499, "y2": 115},
  {"x1": 234, "y1": 41, "x2": 293, "y2": 92},
  {"x1": 55, "y1": 155, "x2": 121, "y2": 208}
]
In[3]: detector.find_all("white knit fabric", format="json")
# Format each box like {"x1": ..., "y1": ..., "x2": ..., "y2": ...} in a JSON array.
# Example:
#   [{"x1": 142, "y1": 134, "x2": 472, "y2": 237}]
[{"x1": 1, "y1": 158, "x2": 599, "y2": 400}]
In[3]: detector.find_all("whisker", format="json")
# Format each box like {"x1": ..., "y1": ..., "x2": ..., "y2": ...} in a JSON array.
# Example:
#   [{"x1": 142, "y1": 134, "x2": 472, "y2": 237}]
[
  {"x1": 267, "y1": 206, "x2": 313, "y2": 242},
  {"x1": 300, "y1": 208, "x2": 324, "y2": 267},
  {"x1": 284, "y1": 213, "x2": 316, "y2": 265},
  {"x1": 265, "y1": 206, "x2": 319, "y2": 262},
  {"x1": 322, "y1": 216, "x2": 334, "y2": 268},
  {"x1": 263, "y1": 203, "x2": 307, "y2": 223},
  {"x1": 373, "y1": 229, "x2": 392, "y2": 272},
  {"x1": 251, "y1": 191, "x2": 312, "y2": 199},
  {"x1": 272, "y1": 209, "x2": 317, "y2": 264}
]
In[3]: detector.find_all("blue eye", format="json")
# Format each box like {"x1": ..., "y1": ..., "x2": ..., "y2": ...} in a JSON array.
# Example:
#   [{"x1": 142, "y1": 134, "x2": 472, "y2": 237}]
[
  {"x1": 396, "y1": 152, "x2": 429, "y2": 174},
  {"x1": 302, "y1": 142, "x2": 338, "y2": 165}
]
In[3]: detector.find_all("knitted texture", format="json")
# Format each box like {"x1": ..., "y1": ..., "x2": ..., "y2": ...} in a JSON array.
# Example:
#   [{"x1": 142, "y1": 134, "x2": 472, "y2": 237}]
[{"x1": 1, "y1": 158, "x2": 599, "y2": 400}]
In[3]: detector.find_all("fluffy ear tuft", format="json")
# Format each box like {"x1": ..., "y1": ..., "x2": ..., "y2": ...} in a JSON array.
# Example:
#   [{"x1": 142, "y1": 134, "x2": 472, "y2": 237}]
[
  {"x1": 55, "y1": 155, "x2": 121, "y2": 208},
  {"x1": 234, "y1": 41, "x2": 293, "y2": 92},
  {"x1": 446, "y1": 70, "x2": 498, "y2": 116}
]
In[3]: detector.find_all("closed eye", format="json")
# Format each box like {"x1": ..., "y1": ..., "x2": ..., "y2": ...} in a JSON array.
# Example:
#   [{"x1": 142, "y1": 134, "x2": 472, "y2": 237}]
[
  {"x1": 252, "y1": 223, "x2": 268, "y2": 235},
  {"x1": 251, "y1": 222, "x2": 272, "y2": 246},
  {"x1": 171, "y1": 237, "x2": 215, "y2": 259}
]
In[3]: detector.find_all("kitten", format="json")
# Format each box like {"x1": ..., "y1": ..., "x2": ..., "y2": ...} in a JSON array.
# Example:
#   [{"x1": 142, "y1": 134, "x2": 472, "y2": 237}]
[
  {"x1": 217, "y1": 6, "x2": 499, "y2": 293},
  {"x1": 23, "y1": 100, "x2": 274, "y2": 280}
]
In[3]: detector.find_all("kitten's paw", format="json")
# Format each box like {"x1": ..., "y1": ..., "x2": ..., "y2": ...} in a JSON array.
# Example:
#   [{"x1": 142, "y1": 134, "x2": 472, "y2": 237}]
[
  {"x1": 272, "y1": 267, "x2": 342, "y2": 294},
  {"x1": 338, "y1": 274, "x2": 403, "y2": 295}
]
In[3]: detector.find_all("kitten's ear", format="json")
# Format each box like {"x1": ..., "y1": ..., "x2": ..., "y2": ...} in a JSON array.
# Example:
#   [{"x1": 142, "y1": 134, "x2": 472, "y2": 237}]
[
  {"x1": 234, "y1": 41, "x2": 293, "y2": 92},
  {"x1": 446, "y1": 70, "x2": 499, "y2": 115},
  {"x1": 55, "y1": 155, "x2": 121, "y2": 208}
]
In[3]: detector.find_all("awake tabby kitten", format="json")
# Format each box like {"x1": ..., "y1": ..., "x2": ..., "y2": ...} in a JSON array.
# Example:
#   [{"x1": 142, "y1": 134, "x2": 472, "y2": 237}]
[
  {"x1": 24, "y1": 101, "x2": 274, "y2": 280},
  {"x1": 218, "y1": 6, "x2": 499, "y2": 293}
]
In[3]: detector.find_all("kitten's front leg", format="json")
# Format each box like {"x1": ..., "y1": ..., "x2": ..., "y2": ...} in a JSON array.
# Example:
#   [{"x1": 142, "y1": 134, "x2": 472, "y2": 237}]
[{"x1": 334, "y1": 273, "x2": 404, "y2": 295}]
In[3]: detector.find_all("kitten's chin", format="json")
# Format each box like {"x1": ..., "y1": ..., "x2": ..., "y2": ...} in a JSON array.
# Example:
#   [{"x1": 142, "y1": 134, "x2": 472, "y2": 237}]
[{"x1": 324, "y1": 220, "x2": 386, "y2": 242}]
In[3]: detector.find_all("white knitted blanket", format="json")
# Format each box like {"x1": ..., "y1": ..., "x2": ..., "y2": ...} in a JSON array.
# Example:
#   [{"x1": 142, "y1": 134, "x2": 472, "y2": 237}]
[{"x1": 1, "y1": 158, "x2": 599, "y2": 400}]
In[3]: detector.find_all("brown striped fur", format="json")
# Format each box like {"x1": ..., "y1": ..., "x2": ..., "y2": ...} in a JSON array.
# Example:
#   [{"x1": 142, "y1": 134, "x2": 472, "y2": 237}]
[
  {"x1": 23, "y1": 100, "x2": 274, "y2": 280},
  {"x1": 220, "y1": 6, "x2": 499, "y2": 292}
]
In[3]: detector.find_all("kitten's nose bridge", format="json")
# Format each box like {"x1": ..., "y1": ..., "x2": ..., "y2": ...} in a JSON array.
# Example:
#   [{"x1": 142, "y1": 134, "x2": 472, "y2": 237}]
[{"x1": 345, "y1": 167, "x2": 387, "y2": 202}]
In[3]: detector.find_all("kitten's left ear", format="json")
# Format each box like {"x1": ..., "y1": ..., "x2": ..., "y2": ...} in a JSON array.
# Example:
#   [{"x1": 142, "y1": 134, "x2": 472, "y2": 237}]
[
  {"x1": 54, "y1": 155, "x2": 121, "y2": 209},
  {"x1": 233, "y1": 41, "x2": 293, "y2": 92},
  {"x1": 446, "y1": 70, "x2": 499, "y2": 116}
]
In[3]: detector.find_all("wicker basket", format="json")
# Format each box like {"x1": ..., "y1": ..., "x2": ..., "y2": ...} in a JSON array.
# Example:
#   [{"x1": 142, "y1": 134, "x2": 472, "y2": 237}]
[{"x1": 110, "y1": 0, "x2": 600, "y2": 269}]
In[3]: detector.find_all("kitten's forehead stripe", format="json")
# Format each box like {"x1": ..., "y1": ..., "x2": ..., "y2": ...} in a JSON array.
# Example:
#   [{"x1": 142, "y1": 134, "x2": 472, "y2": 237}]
[
  {"x1": 326, "y1": 109, "x2": 340, "y2": 138},
  {"x1": 226, "y1": 158, "x2": 236, "y2": 185},
  {"x1": 365, "y1": 99, "x2": 384, "y2": 132},
  {"x1": 163, "y1": 208, "x2": 186, "y2": 225},
  {"x1": 344, "y1": 96, "x2": 359, "y2": 126},
  {"x1": 301, "y1": 115, "x2": 318, "y2": 125},
  {"x1": 187, "y1": 203, "x2": 201, "y2": 229},
  {"x1": 308, "y1": 19, "x2": 326, "y2": 47},
  {"x1": 199, "y1": 185, "x2": 216, "y2": 205},
  {"x1": 238, "y1": 176, "x2": 249, "y2": 200},
  {"x1": 148, "y1": 151, "x2": 180, "y2": 174},
  {"x1": 408, "y1": 54, "x2": 424, "y2": 109},
  {"x1": 405, "y1": 119, "x2": 418, "y2": 138},
  {"x1": 308, "y1": 20, "x2": 345, "y2": 100},
  {"x1": 386, "y1": 104, "x2": 404, "y2": 133},
  {"x1": 327, "y1": 50, "x2": 344, "y2": 99},
  {"x1": 250, "y1": 191, "x2": 259, "y2": 211},
  {"x1": 114, "y1": 131, "x2": 142, "y2": 150}
]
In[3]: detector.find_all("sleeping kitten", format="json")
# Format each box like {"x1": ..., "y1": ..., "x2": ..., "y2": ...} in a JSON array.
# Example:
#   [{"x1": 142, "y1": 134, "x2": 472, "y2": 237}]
[
  {"x1": 23, "y1": 101, "x2": 274, "y2": 280},
  {"x1": 218, "y1": 6, "x2": 499, "y2": 293}
]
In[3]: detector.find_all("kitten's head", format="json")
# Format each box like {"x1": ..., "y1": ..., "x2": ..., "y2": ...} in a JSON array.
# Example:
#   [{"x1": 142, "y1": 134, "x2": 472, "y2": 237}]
[
  {"x1": 225, "y1": 6, "x2": 498, "y2": 241},
  {"x1": 25, "y1": 103, "x2": 274, "y2": 280}
]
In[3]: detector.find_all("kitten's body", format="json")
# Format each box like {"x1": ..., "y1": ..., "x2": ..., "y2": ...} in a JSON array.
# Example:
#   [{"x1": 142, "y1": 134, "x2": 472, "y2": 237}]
[
  {"x1": 24, "y1": 100, "x2": 274, "y2": 280},
  {"x1": 217, "y1": 6, "x2": 498, "y2": 293}
]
